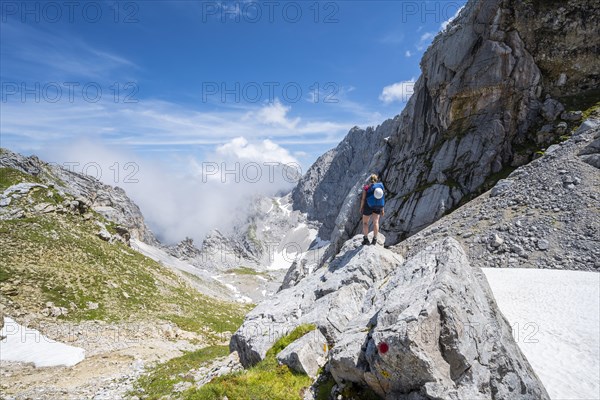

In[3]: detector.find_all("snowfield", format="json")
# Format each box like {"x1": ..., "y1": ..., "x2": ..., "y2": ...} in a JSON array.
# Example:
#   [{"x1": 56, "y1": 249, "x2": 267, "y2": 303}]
[
  {"x1": 482, "y1": 268, "x2": 600, "y2": 400},
  {"x1": 0, "y1": 317, "x2": 85, "y2": 367}
]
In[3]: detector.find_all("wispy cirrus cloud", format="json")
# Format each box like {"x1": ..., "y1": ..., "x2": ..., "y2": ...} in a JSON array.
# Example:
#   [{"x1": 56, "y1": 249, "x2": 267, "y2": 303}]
[
  {"x1": 379, "y1": 31, "x2": 405, "y2": 45},
  {"x1": 1, "y1": 23, "x2": 378, "y2": 154},
  {"x1": 0, "y1": 23, "x2": 136, "y2": 82}
]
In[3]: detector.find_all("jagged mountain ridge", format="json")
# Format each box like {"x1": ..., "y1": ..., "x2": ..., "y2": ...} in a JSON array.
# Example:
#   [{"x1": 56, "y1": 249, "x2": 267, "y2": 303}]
[
  {"x1": 0, "y1": 148, "x2": 157, "y2": 245},
  {"x1": 280, "y1": 116, "x2": 600, "y2": 290},
  {"x1": 292, "y1": 0, "x2": 600, "y2": 258},
  {"x1": 169, "y1": 195, "x2": 319, "y2": 274}
]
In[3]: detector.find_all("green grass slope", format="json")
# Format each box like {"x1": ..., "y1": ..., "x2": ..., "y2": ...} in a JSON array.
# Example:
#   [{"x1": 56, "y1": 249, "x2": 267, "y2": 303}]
[{"x1": 0, "y1": 167, "x2": 251, "y2": 340}]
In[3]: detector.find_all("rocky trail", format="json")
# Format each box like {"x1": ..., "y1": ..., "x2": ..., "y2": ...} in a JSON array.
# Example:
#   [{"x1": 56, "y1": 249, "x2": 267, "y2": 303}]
[{"x1": 0, "y1": 319, "x2": 212, "y2": 400}]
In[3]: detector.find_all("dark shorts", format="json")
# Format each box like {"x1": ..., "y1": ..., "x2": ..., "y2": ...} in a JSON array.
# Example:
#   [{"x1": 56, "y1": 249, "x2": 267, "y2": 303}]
[{"x1": 362, "y1": 204, "x2": 382, "y2": 216}]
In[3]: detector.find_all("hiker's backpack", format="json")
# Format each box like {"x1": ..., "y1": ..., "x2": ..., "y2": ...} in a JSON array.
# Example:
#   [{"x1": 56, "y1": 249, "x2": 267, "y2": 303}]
[{"x1": 366, "y1": 182, "x2": 385, "y2": 209}]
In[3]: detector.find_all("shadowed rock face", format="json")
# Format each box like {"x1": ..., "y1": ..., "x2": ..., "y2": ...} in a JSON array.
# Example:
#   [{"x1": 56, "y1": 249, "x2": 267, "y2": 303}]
[
  {"x1": 231, "y1": 235, "x2": 549, "y2": 399},
  {"x1": 291, "y1": 0, "x2": 600, "y2": 257},
  {"x1": 291, "y1": 121, "x2": 394, "y2": 242}
]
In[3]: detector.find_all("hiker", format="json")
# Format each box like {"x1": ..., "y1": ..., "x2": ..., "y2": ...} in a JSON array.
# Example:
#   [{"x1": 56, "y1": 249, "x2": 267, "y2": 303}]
[{"x1": 360, "y1": 174, "x2": 385, "y2": 245}]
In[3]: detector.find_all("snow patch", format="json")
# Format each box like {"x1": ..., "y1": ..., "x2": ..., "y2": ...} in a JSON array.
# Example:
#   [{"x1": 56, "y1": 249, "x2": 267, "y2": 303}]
[
  {"x1": 223, "y1": 283, "x2": 253, "y2": 304},
  {"x1": 311, "y1": 235, "x2": 330, "y2": 250},
  {"x1": 268, "y1": 249, "x2": 298, "y2": 271},
  {"x1": 131, "y1": 238, "x2": 199, "y2": 276},
  {"x1": 275, "y1": 197, "x2": 292, "y2": 216},
  {"x1": 483, "y1": 268, "x2": 600, "y2": 400},
  {"x1": 0, "y1": 317, "x2": 85, "y2": 368}
]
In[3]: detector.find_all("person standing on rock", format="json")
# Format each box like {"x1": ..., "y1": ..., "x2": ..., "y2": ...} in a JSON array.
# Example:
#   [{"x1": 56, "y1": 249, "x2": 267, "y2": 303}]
[{"x1": 360, "y1": 174, "x2": 385, "y2": 245}]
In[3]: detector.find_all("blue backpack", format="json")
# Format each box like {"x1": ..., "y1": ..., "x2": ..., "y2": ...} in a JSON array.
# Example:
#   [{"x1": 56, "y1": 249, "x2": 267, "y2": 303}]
[{"x1": 366, "y1": 182, "x2": 385, "y2": 209}]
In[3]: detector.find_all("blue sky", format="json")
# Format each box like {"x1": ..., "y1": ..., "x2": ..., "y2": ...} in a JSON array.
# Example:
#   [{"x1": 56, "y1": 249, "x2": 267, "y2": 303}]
[
  {"x1": 1, "y1": 0, "x2": 465, "y2": 168},
  {"x1": 0, "y1": 1, "x2": 466, "y2": 242}
]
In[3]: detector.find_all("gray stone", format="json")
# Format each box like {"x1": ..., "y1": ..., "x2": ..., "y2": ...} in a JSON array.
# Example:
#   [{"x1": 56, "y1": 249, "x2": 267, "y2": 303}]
[
  {"x1": 540, "y1": 98, "x2": 565, "y2": 122},
  {"x1": 97, "y1": 229, "x2": 112, "y2": 242},
  {"x1": 191, "y1": 351, "x2": 243, "y2": 388},
  {"x1": 2, "y1": 182, "x2": 47, "y2": 197},
  {"x1": 33, "y1": 202, "x2": 56, "y2": 214},
  {"x1": 578, "y1": 137, "x2": 600, "y2": 169},
  {"x1": 510, "y1": 244, "x2": 526, "y2": 257},
  {"x1": 580, "y1": 154, "x2": 600, "y2": 169},
  {"x1": 555, "y1": 122, "x2": 568, "y2": 135},
  {"x1": 232, "y1": 236, "x2": 549, "y2": 399},
  {"x1": 537, "y1": 239, "x2": 550, "y2": 251},
  {"x1": 574, "y1": 119, "x2": 600, "y2": 136},
  {"x1": 490, "y1": 234, "x2": 504, "y2": 248},
  {"x1": 536, "y1": 124, "x2": 555, "y2": 145},
  {"x1": 276, "y1": 329, "x2": 328, "y2": 378},
  {"x1": 231, "y1": 234, "x2": 402, "y2": 367},
  {"x1": 545, "y1": 144, "x2": 561, "y2": 155},
  {"x1": 172, "y1": 381, "x2": 192, "y2": 393},
  {"x1": 491, "y1": 179, "x2": 513, "y2": 197},
  {"x1": 561, "y1": 111, "x2": 582, "y2": 121},
  {"x1": 42, "y1": 303, "x2": 68, "y2": 317}
]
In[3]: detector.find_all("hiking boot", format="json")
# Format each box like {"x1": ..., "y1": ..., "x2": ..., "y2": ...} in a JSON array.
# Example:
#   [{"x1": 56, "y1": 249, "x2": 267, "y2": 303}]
[
  {"x1": 371, "y1": 236, "x2": 378, "y2": 245},
  {"x1": 362, "y1": 236, "x2": 370, "y2": 245}
]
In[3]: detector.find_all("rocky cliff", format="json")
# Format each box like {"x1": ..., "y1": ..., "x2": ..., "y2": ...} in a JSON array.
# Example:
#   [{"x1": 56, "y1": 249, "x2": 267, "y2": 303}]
[
  {"x1": 292, "y1": 0, "x2": 600, "y2": 257},
  {"x1": 230, "y1": 116, "x2": 599, "y2": 397},
  {"x1": 391, "y1": 117, "x2": 600, "y2": 272},
  {"x1": 229, "y1": 0, "x2": 600, "y2": 398}
]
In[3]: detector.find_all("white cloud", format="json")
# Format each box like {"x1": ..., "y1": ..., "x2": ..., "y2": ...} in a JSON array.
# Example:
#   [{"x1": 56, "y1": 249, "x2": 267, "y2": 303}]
[
  {"x1": 249, "y1": 99, "x2": 300, "y2": 129},
  {"x1": 379, "y1": 78, "x2": 416, "y2": 104},
  {"x1": 42, "y1": 138, "x2": 300, "y2": 245},
  {"x1": 405, "y1": 50, "x2": 412, "y2": 58},
  {"x1": 294, "y1": 151, "x2": 308, "y2": 158},
  {"x1": 0, "y1": 96, "x2": 353, "y2": 151},
  {"x1": 441, "y1": 6, "x2": 465, "y2": 32},
  {"x1": 215, "y1": 137, "x2": 298, "y2": 165}
]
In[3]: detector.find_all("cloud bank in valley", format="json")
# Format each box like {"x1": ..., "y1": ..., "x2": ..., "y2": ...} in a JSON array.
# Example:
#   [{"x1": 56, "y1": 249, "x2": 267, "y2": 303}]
[{"x1": 42, "y1": 138, "x2": 300, "y2": 245}]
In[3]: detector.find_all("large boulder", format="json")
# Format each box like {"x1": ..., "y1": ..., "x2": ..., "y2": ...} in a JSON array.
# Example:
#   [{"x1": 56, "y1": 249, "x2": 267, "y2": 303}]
[
  {"x1": 230, "y1": 236, "x2": 549, "y2": 399},
  {"x1": 578, "y1": 129, "x2": 600, "y2": 169},
  {"x1": 230, "y1": 234, "x2": 402, "y2": 367},
  {"x1": 276, "y1": 329, "x2": 328, "y2": 378}
]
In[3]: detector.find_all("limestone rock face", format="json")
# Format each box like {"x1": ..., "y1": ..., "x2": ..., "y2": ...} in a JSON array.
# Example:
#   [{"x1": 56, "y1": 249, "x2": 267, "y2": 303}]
[
  {"x1": 291, "y1": 122, "x2": 393, "y2": 242},
  {"x1": 291, "y1": 0, "x2": 600, "y2": 258},
  {"x1": 230, "y1": 233, "x2": 402, "y2": 367},
  {"x1": 231, "y1": 236, "x2": 549, "y2": 399}
]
